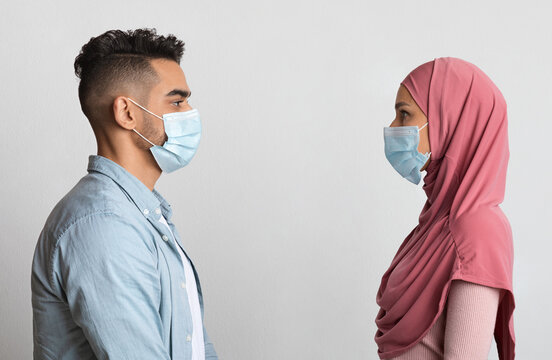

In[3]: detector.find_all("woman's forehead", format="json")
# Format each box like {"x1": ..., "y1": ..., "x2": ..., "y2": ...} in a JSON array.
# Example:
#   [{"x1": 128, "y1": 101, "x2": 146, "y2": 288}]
[{"x1": 396, "y1": 85, "x2": 414, "y2": 101}]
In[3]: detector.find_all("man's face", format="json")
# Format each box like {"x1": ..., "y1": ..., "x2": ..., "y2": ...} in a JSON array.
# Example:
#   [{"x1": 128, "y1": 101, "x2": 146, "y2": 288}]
[{"x1": 135, "y1": 59, "x2": 193, "y2": 147}]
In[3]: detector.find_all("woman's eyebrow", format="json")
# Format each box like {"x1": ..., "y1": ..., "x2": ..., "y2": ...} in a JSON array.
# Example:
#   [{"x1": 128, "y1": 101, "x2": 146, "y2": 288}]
[{"x1": 395, "y1": 101, "x2": 410, "y2": 110}]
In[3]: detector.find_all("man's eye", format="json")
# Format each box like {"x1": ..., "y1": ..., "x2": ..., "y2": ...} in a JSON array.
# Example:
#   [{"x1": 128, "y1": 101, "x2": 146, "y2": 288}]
[{"x1": 173, "y1": 100, "x2": 184, "y2": 106}]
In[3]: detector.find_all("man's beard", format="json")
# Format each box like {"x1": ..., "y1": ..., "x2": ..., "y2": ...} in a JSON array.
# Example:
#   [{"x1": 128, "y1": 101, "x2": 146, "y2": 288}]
[{"x1": 138, "y1": 113, "x2": 167, "y2": 148}]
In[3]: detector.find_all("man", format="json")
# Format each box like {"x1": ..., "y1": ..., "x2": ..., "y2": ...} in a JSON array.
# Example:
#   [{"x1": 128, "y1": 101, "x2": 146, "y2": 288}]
[{"x1": 31, "y1": 28, "x2": 218, "y2": 360}]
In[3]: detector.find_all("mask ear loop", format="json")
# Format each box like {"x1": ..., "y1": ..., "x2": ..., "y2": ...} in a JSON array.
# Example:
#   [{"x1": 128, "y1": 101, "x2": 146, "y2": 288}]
[
  {"x1": 126, "y1": 97, "x2": 164, "y2": 120},
  {"x1": 418, "y1": 122, "x2": 431, "y2": 158},
  {"x1": 126, "y1": 97, "x2": 163, "y2": 147},
  {"x1": 132, "y1": 129, "x2": 156, "y2": 147}
]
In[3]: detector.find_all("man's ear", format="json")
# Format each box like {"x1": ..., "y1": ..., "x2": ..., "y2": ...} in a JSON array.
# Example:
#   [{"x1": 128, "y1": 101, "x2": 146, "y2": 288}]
[{"x1": 113, "y1": 96, "x2": 137, "y2": 130}]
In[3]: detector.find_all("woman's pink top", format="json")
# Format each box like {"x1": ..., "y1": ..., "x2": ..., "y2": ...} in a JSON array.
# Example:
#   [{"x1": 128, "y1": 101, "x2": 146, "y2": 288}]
[{"x1": 390, "y1": 280, "x2": 501, "y2": 359}]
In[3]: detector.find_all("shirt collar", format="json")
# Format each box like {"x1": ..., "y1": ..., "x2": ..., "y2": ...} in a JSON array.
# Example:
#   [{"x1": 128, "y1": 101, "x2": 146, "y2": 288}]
[
  {"x1": 87, "y1": 155, "x2": 172, "y2": 221},
  {"x1": 153, "y1": 188, "x2": 173, "y2": 220}
]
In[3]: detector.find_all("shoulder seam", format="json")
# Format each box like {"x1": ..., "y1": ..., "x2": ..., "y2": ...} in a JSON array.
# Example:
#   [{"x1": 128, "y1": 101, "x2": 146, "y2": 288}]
[{"x1": 47, "y1": 210, "x2": 123, "y2": 290}]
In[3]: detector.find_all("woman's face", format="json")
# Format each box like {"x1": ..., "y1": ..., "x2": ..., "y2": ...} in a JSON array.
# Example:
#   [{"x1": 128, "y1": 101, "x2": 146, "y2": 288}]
[{"x1": 390, "y1": 85, "x2": 431, "y2": 171}]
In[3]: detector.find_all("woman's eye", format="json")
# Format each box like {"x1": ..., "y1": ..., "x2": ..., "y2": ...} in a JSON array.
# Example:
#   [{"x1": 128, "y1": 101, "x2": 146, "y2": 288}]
[{"x1": 400, "y1": 110, "x2": 409, "y2": 119}]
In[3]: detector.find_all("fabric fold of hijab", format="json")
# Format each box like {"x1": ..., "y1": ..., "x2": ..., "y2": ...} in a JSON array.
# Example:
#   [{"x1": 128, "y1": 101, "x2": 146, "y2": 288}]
[{"x1": 375, "y1": 57, "x2": 515, "y2": 359}]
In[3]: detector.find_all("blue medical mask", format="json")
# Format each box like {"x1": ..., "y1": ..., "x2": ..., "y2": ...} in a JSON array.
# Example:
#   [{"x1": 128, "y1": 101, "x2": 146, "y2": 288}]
[
  {"x1": 383, "y1": 122, "x2": 430, "y2": 185},
  {"x1": 127, "y1": 98, "x2": 202, "y2": 173}
]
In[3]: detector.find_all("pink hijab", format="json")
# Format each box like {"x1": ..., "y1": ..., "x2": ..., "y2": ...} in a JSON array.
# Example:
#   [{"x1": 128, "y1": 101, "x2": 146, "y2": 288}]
[{"x1": 375, "y1": 57, "x2": 515, "y2": 359}]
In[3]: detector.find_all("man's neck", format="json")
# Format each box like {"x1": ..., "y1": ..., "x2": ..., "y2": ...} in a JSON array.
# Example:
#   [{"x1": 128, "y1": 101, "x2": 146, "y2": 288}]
[{"x1": 97, "y1": 143, "x2": 161, "y2": 191}]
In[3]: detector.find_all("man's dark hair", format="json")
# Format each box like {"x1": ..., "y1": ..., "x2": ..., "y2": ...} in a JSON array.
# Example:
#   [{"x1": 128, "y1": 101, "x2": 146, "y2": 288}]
[{"x1": 74, "y1": 28, "x2": 184, "y2": 124}]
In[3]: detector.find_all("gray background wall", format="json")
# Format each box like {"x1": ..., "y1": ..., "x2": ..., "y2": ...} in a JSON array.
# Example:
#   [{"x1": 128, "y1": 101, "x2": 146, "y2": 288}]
[{"x1": 1, "y1": 0, "x2": 550, "y2": 359}]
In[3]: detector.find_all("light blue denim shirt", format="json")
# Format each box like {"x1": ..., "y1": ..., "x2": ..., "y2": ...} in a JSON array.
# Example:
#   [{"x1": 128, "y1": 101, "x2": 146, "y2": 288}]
[{"x1": 31, "y1": 155, "x2": 218, "y2": 360}]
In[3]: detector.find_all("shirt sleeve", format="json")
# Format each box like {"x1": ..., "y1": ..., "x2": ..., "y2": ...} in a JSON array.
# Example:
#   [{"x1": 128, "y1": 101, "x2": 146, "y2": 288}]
[
  {"x1": 444, "y1": 280, "x2": 501, "y2": 359},
  {"x1": 203, "y1": 327, "x2": 218, "y2": 360},
  {"x1": 52, "y1": 212, "x2": 171, "y2": 360}
]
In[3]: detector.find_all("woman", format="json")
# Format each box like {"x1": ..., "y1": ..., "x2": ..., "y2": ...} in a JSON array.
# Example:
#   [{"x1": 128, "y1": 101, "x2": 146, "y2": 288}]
[{"x1": 375, "y1": 58, "x2": 515, "y2": 359}]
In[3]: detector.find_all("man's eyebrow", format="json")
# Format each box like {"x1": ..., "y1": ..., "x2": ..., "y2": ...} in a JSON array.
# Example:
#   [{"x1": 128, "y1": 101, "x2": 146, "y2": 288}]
[
  {"x1": 395, "y1": 101, "x2": 410, "y2": 110},
  {"x1": 166, "y1": 89, "x2": 191, "y2": 98}
]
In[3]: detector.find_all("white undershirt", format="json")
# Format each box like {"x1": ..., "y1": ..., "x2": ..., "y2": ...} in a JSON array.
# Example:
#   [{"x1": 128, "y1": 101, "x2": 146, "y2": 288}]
[{"x1": 159, "y1": 216, "x2": 205, "y2": 360}]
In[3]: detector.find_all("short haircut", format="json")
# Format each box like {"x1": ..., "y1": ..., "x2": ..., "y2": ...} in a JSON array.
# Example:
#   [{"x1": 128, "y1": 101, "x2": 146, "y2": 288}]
[{"x1": 74, "y1": 28, "x2": 185, "y2": 123}]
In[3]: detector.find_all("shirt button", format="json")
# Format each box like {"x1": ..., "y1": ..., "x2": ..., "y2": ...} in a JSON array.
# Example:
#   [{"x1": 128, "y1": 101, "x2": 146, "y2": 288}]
[
  {"x1": 181, "y1": 282, "x2": 186, "y2": 289},
  {"x1": 143, "y1": 209, "x2": 149, "y2": 215},
  {"x1": 162, "y1": 235, "x2": 169, "y2": 241},
  {"x1": 155, "y1": 208, "x2": 161, "y2": 214},
  {"x1": 186, "y1": 335, "x2": 192, "y2": 342}
]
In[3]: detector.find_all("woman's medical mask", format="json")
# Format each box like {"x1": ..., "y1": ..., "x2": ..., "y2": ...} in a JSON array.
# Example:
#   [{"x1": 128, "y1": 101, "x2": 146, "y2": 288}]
[
  {"x1": 383, "y1": 122, "x2": 430, "y2": 185},
  {"x1": 127, "y1": 97, "x2": 201, "y2": 173}
]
